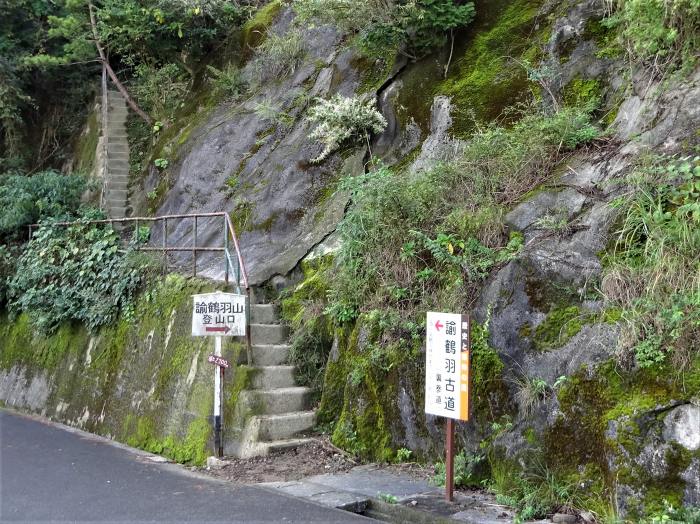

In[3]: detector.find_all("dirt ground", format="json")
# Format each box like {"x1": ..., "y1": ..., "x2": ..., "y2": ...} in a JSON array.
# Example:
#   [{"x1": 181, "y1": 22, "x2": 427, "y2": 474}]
[{"x1": 199, "y1": 438, "x2": 359, "y2": 483}]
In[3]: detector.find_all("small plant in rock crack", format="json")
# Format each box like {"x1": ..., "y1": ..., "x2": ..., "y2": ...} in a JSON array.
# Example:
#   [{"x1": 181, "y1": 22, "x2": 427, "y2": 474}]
[
  {"x1": 513, "y1": 376, "x2": 551, "y2": 418},
  {"x1": 533, "y1": 211, "x2": 581, "y2": 238},
  {"x1": 378, "y1": 492, "x2": 398, "y2": 504},
  {"x1": 307, "y1": 94, "x2": 387, "y2": 163},
  {"x1": 394, "y1": 447, "x2": 413, "y2": 463}
]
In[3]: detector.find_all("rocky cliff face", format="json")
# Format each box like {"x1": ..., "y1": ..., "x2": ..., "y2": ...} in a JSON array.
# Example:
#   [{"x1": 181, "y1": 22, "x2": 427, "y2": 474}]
[{"x1": 124, "y1": 0, "x2": 699, "y2": 518}]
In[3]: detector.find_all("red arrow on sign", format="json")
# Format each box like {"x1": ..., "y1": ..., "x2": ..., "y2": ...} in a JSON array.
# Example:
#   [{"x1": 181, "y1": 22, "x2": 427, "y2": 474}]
[
  {"x1": 205, "y1": 326, "x2": 231, "y2": 334},
  {"x1": 435, "y1": 320, "x2": 444, "y2": 332}
]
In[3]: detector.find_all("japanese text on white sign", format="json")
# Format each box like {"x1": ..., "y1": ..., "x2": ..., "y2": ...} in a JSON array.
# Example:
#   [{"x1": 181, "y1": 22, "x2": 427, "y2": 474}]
[
  {"x1": 425, "y1": 312, "x2": 470, "y2": 421},
  {"x1": 192, "y1": 291, "x2": 246, "y2": 337}
]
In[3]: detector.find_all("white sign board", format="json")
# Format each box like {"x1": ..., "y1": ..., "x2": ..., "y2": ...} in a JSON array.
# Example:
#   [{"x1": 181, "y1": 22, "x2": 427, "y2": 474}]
[
  {"x1": 192, "y1": 291, "x2": 246, "y2": 337},
  {"x1": 425, "y1": 312, "x2": 470, "y2": 421}
]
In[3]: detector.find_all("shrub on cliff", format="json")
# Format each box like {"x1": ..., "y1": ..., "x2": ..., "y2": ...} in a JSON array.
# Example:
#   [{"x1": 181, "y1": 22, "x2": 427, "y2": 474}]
[
  {"x1": 293, "y1": 0, "x2": 475, "y2": 58},
  {"x1": 307, "y1": 94, "x2": 387, "y2": 162}
]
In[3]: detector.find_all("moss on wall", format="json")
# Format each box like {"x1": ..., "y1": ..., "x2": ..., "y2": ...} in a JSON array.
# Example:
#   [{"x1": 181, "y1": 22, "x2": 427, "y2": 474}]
[
  {"x1": 74, "y1": 108, "x2": 99, "y2": 175},
  {"x1": 0, "y1": 274, "x2": 246, "y2": 465},
  {"x1": 539, "y1": 358, "x2": 700, "y2": 519},
  {"x1": 242, "y1": 0, "x2": 283, "y2": 50},
  {"x1": 438, "y1": 0, "x2": 548, "y2": 136}
]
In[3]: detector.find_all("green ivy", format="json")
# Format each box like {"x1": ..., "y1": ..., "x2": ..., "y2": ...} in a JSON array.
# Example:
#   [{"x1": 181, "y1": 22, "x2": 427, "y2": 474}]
[{"x1": 8, "y1": 212, "x2": 155, "y2": 332}]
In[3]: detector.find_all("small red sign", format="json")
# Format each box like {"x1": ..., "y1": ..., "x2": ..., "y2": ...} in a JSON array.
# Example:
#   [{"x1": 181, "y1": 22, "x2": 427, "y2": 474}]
[{"x1": 208, "y1": 355, "x2": 230, "y2": 368}]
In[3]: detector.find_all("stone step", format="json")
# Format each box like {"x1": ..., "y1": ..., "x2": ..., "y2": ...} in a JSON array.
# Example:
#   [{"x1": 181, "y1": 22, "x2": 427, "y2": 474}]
[
  {"x1": 251, "y1": 323, "x2": 288, "y2": 345},
  {"x1": 108, "y1": 113, "x2": 128, "y2": 122},
  {"x1": 250, "y1": 366, "x2": 295, "y2": 389},
  {"x1": 108, "y1": 175, "x2": 129, "y2": 183},
  {"x1": 255, "y1": 411, "x2": 316, "y2": 442},
  {"x1": 265, "y1": 437, "x2": 316, "y2": 453},
  {"x1": 108, "y1": 160, "x2": 129, "y2": 169},
  {"x1": 243, "y1": 344, "x2": 290, "y2": 366},
  {"x1": 239, "y1": 387, "x2": 313, "y2": 415},
  {"x1": 106, "y1": 134, "x2": 129, "y2": 140},
  {"x1": 109, "y1": 168, "x2": 129, "y2": 175},
  {"x1": 107, "y1": 189, "x2": 128, "y2": 199},
  {"x1": 107, "y1": 152, "x2": 129, "y2": 159},
  {"x1": 108, "y1": 144, "x2": 129, "y2": 154},
  {"x1": 109, "y1": 209, "x2": 127, "y2": 219},
  {"x1": 251, "y1": 304, "x2": 279, "y2": 324}
]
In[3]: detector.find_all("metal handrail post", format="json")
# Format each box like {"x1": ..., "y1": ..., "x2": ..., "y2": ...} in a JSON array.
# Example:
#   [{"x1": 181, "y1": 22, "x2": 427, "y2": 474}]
[
  {"x1": 193, "y1": 216, "x2": 197, "y2": 277},
  {"x1": 223, "y1": 215, "x2": 229, "y2": 287}
]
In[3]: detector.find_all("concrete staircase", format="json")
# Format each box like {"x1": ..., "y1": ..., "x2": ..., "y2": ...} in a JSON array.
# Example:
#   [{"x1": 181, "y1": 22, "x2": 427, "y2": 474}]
[
  {"x1": 103, "y1": 90, "x2": 130, "y2": 219},
  {"x1": 226, "y1": 303, "x2": 316, "y2": 458}
]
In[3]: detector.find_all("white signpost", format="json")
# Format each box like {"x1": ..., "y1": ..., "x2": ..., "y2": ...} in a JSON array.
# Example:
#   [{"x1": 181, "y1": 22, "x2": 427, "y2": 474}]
[
  {"x1": 192, "y1": 291, "x2": 247, "y2": 457},
  {"x1": 425, "y1": 311, "x2": 471, "y2": 501}
]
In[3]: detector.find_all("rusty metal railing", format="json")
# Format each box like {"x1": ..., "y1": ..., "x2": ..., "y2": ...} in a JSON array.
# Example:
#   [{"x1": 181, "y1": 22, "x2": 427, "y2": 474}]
[
  {"x1": 29, "y1": 212, "x2": 249, "y2": 292},
  {"x1": 28, "y1": 211, "x2": 253, "y2": 362}
]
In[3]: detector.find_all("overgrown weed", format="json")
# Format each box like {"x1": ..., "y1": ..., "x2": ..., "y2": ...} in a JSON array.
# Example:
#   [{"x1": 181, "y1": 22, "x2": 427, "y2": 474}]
[{"x1": 601, "y1": 155, "x2": 700, "y2": 370}]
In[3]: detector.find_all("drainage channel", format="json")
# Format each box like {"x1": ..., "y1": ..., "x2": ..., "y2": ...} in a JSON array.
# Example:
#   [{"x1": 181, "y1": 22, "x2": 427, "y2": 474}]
[{"x1": 341, "y1": 498, "x2": 458, "y2": 524}]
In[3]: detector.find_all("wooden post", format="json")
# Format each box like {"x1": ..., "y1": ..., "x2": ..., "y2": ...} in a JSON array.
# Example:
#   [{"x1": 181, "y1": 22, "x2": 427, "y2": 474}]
[{"x1": 446, "y1": 418, "x2": 455, "y2": 501}]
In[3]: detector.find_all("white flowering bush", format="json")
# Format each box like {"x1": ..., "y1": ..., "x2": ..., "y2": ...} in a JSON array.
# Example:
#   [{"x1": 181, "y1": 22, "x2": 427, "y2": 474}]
[{"x1": 307, "y1": 95, "x2": 387, "y2": 163}]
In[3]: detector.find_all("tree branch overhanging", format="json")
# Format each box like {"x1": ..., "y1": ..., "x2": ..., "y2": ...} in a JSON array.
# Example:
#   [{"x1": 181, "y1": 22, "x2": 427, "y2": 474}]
[{"x1": 88, "y1": 1, "x2": 153, "y2": 125}]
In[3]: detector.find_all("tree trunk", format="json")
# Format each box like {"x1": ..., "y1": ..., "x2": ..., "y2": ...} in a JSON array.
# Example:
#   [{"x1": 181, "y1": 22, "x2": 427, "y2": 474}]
[{"x1": 88, "y1": 2, "x2": 153, "y2": 126}]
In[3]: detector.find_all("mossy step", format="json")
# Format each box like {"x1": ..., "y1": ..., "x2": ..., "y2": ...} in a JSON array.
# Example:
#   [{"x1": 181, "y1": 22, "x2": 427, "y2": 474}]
[
  {"x1": 249, "y1": 365, "x2": 295, "y2": 389},
  {"x1": 239, "y1": 387, "x2": 313, "y2": 415},
  {"x1": 250, "y1": 304, "x2": 279, "y2": 324},
  {"x1": 250, "y1": 323, "x2": 288, "y2": 345},
  {"x1": 255, "y1": 411, "x2": 316, "y2": 441},
  {"x1": 240, "y1": 344, "x2": 290, "y2": 366}
]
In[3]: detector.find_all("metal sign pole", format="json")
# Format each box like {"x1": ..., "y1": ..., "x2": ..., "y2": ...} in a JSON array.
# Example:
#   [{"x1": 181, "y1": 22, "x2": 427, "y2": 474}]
[
  {"x1": 446, "y1": 418, "x2": 455, "y2": 501},
  {"x1": 214, "y1": 335, "x2": 222, "y2": 458}
]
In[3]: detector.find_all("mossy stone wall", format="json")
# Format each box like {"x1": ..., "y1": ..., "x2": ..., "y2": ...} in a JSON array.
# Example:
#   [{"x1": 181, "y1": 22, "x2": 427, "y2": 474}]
[{"x1": 0, "y1": 274, "x2": 245, "y2": 465}]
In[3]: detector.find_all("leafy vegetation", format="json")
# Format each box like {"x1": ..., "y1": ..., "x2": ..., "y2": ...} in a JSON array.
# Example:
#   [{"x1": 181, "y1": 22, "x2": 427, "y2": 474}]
[
  {"x1": 8, "y1": 213, "x2": 154, "y2": 332},
  {"x1": 433, "y1": 450, "x2": 489, "y2": 488},
  {"x1": 602, "y1": 155, "x2": 700, "y2": 370},
  {"x1": 1, "y1": 0, "x2": 247, "y2": 171},
  {"x1": 0, "y1": 171, "x2": 86, "y2": 240},
  {"x1": 602, "y1": 0, "x2": 700, "y2": 74},
  {"x1": 206, "y1": 64, "x2": 247, "y2": 101},
  {"x1": 293, "y1": 0, "x2": 475, "y2": 58},
  {"x1": 324, "y1": 105, "x2": 597, "y2": 326}
]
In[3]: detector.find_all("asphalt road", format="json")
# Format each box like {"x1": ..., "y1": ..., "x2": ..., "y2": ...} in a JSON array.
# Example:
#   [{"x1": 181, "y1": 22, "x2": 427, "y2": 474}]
[{"x1": 0, "y1": 410, "x2": 372, "y2": 523}]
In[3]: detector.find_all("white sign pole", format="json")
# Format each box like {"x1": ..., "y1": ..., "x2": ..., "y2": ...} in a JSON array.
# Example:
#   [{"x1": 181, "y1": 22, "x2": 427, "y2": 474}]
[{"x1": 214, "y1": 335, "x2": 222, "y2": 457}]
